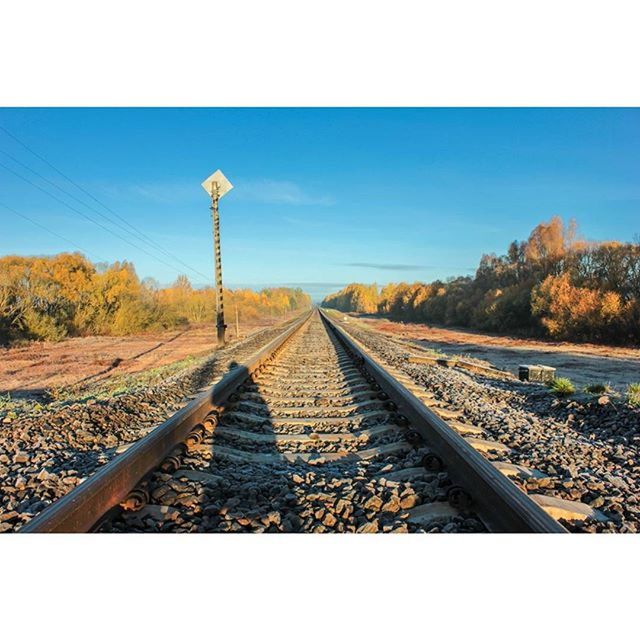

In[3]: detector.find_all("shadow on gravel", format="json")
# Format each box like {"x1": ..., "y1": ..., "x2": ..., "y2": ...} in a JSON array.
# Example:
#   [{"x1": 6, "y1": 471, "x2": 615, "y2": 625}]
[
  {"x1": 184, "y1": 339, "x2": 393, "y2": 533},
  {"x1": 194, "y1": 356, "x2": 342, "y2": 533},
  {"x1": 108, "y1": 321, "x2": 463, "y2": 533}
]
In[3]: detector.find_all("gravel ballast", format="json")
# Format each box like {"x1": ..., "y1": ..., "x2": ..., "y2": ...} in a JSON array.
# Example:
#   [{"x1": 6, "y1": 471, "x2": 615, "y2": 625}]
[
  {"x1": 337, "y1": 319, "x2": 640, "y2": 533},
  {"x1": 105, "y1": 314, "x2": 485, "y2": 533},
  {"x1": 0, "y1": 318, "x2": 303, "y2": 532}
]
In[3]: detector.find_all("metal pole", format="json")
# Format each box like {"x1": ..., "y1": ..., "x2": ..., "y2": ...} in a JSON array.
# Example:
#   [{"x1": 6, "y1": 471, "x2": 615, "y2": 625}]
[
  {"x1": 235, "y1": 304, "x2": 240, "y2": 339},
  {"x1": 210, "y1": 185, "x2": 226, "y2": 347}
]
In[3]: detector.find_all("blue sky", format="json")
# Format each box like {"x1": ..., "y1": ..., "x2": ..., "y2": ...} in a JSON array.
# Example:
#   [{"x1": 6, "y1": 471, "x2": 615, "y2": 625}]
[{"x1": 0, "y1": 108, "x2": 638, "y2": 300}]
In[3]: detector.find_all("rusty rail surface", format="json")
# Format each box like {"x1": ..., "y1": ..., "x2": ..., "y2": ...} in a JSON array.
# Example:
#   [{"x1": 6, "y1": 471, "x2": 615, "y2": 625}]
[
  {"x1": 21, "y1": 310, "x2": 314, "y2": 533},
  {"x1": 320, "y1": 310, "x2": 567, "y2": 533}
]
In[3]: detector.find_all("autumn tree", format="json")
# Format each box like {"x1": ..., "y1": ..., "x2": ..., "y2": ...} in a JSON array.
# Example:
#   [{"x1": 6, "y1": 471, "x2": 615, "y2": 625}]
[
  {"x1": 322, "y1": 217, "x2": 640, "y2": 345},
  {"x1": 323, "y1": 284, "x2": 379, "y2": 313},
  {"x1": 0, "y1": 255, "x2": 312, "y2": 345}
]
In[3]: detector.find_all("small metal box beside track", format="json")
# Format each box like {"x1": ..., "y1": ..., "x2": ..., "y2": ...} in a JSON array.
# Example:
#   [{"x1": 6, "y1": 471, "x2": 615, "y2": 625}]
[{"x1": 518, "y1": 364, "x2": 556, "y2": 383}]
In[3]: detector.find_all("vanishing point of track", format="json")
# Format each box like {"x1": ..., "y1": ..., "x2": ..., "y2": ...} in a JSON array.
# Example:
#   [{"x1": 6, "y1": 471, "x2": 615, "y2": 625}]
[{"x1": 22, "y1": 310, "x2": 572, "y2": 533}]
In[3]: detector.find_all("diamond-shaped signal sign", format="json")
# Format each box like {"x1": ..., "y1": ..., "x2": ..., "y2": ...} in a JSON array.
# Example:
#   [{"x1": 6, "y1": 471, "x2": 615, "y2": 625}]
[{"x1": 201, "y1": 169, "x2": 233, "y2": 198}]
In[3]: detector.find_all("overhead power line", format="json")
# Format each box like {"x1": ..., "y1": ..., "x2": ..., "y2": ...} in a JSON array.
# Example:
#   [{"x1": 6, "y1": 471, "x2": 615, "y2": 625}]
[
  {"x1": 0, "y1": 159, "x2": 196, "y2": 276},
  {"x1": 0, "y1": 125, "x2": 212, "y2": 282},
  {"x1": 0, "y1": 148, "x2": 202, "y2": 274},
  {"x1": 0, "y1": 200, "x2": 108, "y2": 263}
]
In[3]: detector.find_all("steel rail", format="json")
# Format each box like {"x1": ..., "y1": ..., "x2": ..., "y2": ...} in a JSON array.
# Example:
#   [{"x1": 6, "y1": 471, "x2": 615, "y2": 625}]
[
  {"x1": 320, "y1": 310, "x2": 567, "y2": 533},
  {"x1": 21, "y1": 310, "x2": 314, "y2": 533}
]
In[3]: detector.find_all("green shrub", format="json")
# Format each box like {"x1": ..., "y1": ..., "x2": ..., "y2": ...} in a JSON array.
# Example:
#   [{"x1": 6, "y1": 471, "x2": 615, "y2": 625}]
[
  {"x1": 585, "y1": 382, "x2": 612, "y2": 395},
  {"x1": 627, "y1": 383, "x2": 640, "y2": 407},
  {"x1": 549, "y1": 377, "x2": 575, "y2": 396}
]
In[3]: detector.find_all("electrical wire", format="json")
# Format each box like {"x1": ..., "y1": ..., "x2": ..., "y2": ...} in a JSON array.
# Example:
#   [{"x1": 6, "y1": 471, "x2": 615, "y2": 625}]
[
  {"x1": 0, "y1": 200, "x2": 108, "y2": 263},
  {"x1": 0, "y1": 159, "x2": 207, "y2": 278},
  {"x1": 0, "y1": 124, "x2": 212, "y2": 281}
]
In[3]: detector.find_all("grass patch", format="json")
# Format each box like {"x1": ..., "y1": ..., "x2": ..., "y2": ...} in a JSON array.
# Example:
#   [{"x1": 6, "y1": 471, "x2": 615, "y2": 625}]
[
  {"x1": 0, "y1": 392, "x2": 12, "y2": 411},
  {"x1": 584, "y1": 382, "x2": 612, "y2": 395},
  {"x1": 83, "y1": 354, "x2": 208, "y2": 400},
  {"x1": 0, "y1": 392, "x2": 44, "y2": 422},
  {"x1": 1, "y1": 351, "x2": 214, "y2": 422},
  {"x1": 549, "y1": 377, "x2": 575, "y2": 397},
  {"x1": 41, "y1": 353, "x2": 211, "y2": 406},
  {"x1": 104, "y1": 355, "x2": 202, "y2": 391},
  {"x1": 627, "y1": 382, "x2": 640, "y2": 407}
]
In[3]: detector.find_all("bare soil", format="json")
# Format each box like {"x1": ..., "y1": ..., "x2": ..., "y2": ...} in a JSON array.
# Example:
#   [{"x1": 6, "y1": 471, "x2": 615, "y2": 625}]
[
  {"x1": 348, "y1": 315, "x2": 640, "y2": 393},
  {"x1": 0, "y1": 315, "x2": 294, "y2": 399}
]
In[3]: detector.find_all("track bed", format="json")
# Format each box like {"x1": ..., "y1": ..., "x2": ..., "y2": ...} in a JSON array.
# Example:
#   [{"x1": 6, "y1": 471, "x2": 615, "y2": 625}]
[{"x1": 104, "y1": 314, "x2": 485, "y2": 533}]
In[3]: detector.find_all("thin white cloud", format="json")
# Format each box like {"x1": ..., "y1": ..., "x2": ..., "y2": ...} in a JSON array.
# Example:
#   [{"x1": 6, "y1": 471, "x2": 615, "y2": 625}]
[
  {"x1": 93, "y1": 180, "x2": 199, "y2": 204},
  {"x1": 343, "y1": 262, "x2": 476, "y2": 272},
  {"x1": 233, "y1": 179, "x2": 335, "y2": 206},
  {"x1": 94, "y1": 178, "x2": 334, "y2": 207},
  {"x1": 280, "y1": 215, "x2": 327, "y2": 228}
]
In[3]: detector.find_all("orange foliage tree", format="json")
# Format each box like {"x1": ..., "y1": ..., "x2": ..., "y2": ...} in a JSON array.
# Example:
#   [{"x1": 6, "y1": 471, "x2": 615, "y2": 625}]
[
  {"x1": 0, "y1": 253, "x2": 311, "y2": 344},
  {"x1": 531, "y1": 273, "x2": 629, "y2": 342},
  {"x1": 322, "y1": 284, "x2": 379, "y2": 313},
  {"x1": 322, "y1": 217, "x2": 640, "y2": 345}
]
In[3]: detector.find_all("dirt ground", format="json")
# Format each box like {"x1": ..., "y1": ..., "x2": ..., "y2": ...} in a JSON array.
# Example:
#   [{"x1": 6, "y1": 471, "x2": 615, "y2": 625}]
[
  {"x1": 0, "y1": 315, "x2": 294, "y2": 399},
  {"x1": 350, "y1": 315, "x2": 640, "y2": 393}
]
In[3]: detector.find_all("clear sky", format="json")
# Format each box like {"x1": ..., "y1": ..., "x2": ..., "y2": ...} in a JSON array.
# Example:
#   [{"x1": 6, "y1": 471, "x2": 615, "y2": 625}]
[{"x1": 1, "y1": 108, "x2": 638, "y2": 300}]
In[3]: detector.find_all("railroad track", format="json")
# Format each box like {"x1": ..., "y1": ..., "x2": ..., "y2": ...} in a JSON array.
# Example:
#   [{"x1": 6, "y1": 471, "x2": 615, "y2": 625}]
[{"x1": 23, "y1": 309, "x2": 605, "y2": 533}]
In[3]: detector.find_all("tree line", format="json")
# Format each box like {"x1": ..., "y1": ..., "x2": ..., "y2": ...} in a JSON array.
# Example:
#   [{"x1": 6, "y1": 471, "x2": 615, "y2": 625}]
[
  {"x1": 0, "y1": 253, "x2": 311, "y2": 344},
  {"x1": 322, "y1": 217, "x2": 640, "y2": 345}
]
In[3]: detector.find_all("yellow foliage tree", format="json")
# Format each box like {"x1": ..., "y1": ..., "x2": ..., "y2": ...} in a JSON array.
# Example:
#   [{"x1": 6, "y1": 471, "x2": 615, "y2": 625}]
[{"x1": 0, "y1": 254, "x2": 311, "y2": 344}]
